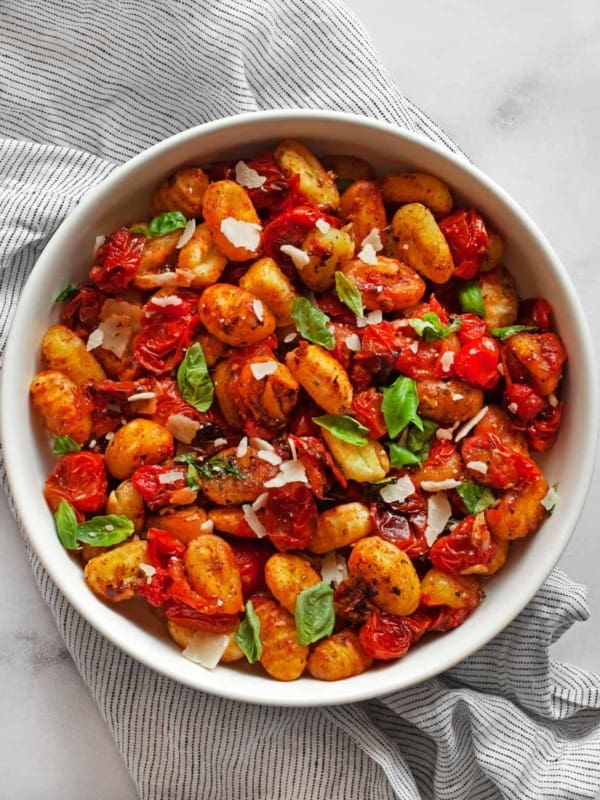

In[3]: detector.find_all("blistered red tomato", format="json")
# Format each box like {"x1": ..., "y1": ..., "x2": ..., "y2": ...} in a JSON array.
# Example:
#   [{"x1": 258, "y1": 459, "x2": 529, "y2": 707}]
[
  {"x1": 44, "y1": 452, "x2": 107, "y2": 514},
  {"x1": 439, "y1": 209, "x2": 489, "y2": 280},
  {"x1": 263, "y1": 482, "x2": 318, "y2": 551},
  {"x1": 453, "y1": 335, "x2": 500, "y2": 389},
  {"x1": 90, "y1": 228, "x2": 145, "y2": 294}
]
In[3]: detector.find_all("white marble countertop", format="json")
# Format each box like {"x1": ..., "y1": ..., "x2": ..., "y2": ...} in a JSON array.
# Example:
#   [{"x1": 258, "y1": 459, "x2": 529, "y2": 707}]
[{"x1": 2, "y1": 1, "x2": 599, "y2": 797}]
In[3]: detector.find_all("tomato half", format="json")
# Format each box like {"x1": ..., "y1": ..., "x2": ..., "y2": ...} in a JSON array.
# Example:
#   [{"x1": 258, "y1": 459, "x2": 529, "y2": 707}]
[
  {"x1": 44, "y1": 451, "x2": 107, "y2": 514},
  {"x1": 132, "y1": 464, "x2": 189, "y2": 511},
  {"x1": 438, "y1": 209, "x2": 488, "y2": 280},
  {"x1": 263, "y1": 482, "x2": 318, "y2": 551},
  {"x1": 518, "y1": 297, "x2": 554, "y2": 332},
  {"x1": 358, "y1": 609, "x2": 431, "y2": 660},
  {"x1": 369, "y1": 498, "x2": 428, "y2": 559},
  {"x1": 60, "y1": 285, "x2": 106, "y2": 337},
  {"x1": 453, "y1": 335, "x2": 500, "y2": 389},
  {"x1": 90, "y1": 228, "x2": 145, "y2": 294},
  {"x1": 231, "y1": 540, "x2": 272, "y2": 599},
  {"x1": 428, "y1": 515, "x2": 498, "y2": 574}
]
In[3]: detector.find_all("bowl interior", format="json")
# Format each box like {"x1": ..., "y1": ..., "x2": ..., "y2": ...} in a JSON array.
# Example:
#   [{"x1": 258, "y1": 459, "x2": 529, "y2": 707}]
[{"x1": 2, "y1": 110, "x2": 597, "y2": 706}]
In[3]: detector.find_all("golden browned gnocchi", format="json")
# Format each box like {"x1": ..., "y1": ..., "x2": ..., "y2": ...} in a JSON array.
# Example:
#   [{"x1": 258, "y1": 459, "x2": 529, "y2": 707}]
[{"x1": 34, "y1": 138, "x2": 566, "y2": 684}]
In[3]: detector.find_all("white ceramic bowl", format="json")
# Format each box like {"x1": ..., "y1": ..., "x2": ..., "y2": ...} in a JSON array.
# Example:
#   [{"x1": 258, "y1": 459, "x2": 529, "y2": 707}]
[{"x1": 2, "y1": 110, "x2": 597, "y2": 706}]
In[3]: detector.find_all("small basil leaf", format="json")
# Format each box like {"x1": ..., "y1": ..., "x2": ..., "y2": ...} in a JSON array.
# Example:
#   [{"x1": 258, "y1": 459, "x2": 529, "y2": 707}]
[
  {"x1": 408, "y1": 312, "x2": 462, "y2": 342},
  {"x1": 54, "y1": 500, "x2": 80, "y2": 550},
  {"x1": 388, "y1": 443, "x2": 422, "y2": 468},
  {"x1": 52, "y1": 435, "x2": 81, "y2": 455},
  {"x1": 490, "y1": 324, "x2": 539, "y2": 340},
  {"x1": 406, "y1": 419, "x2": 438, "y2": 460},
  {"x1": 148, "y1": 210, "x2": 188, "y2": 237},
  {"x1": 457, "y1": 281, "x2": 486, "y2": 317},
  {"x1": 197, "y1": 455, "x2": 243, "y2": 481},
  {"x1": 313, "y1": 414, "x2": 369, "y2": 446},
  {"x1": 129, "y1": 223, "x2": 150, "y2": 236},
  {"x1": 295, "y1": 582, "x2": 335, "y2": 646},
  {"x1": 456, "y1": 483, "x2": 496, "y2": 514},
  {"x1": 186, "y1": 461, "x2": 200, "y2": 490},
  {"x1": 334, "y1": 271, "x2": 364, "y2": 318},
  {"x1": 54, "y1": 282, "x2": 78, "y2": 302},
  {"x1": 75, "y1": 514, "x2": 135, "y2": 547},
  {"x1": 177, "y1": 342, "x2": 214, "y2": 413},
  {"x1": 291, "y1": 297, "x2": 335, "y2": 350},
  {"x1": 235, "y1": 601, "x2": 262, "y2": 663},
  {"x1": 381, "y1": 376, "x2": 423, "y2": 438}
]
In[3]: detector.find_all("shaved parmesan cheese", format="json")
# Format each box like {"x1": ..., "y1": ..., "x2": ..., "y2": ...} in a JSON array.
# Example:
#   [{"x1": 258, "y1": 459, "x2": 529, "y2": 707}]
[
  {"x1": 283, "y1": 332, "x2": 298, "y2": 343},
  {"x1": 451, "y1": 393, "x2": 464, "y2": 401},
  {"x1": 166, "y1": 413, "x2": 201, "y2": 444},
  {"x1": 128, "y1": 391, "x2": 157, "y2": 402},
  {"x1": 280, "y1": 244, "x2": 310, "y2": 269},
  {"x1": 345, "y1": 333, "x2": 361, "y2": 352},
  {"x1": 548, "y1": 393, "x2": 559, "y2": 408},
  {"x1": 436, "y1": 421, "x2": 460, "y2": 441},
  {"x1": 541, "y1": 484, "x2": 559, "y2": 512},
  {"x1": 95, "y1": 314, "x2": 134, "y2": 358},
  {"x1": 250, "y1": 437, "x2": 274, "y2": 451},
  {"x1": 139, "y1": 563, "x2": 156, "y2": 584},
  {"x1": 466, "y1": 460, "x2": 488, "y2": 474},
  {"x1": 250, "y1": 361, "x2": 277, "y2": 380},
  {"x1": 252, "y1": 299, "x2": 264, "y2": 322},
  {"x1": 236, "y1": 436, "x2": 249, "y2": 458},
  {"x1": 440, "y1": 351, "x2": 455, "y2": 373},
  {"x1": 213, "y1": 437, "x2": 228, "y2": 448},
  {"x1": 94, "y1": 234, "x2": 106, "y2": 255},
  {"x1": 508, "y1": 403, "x2": 518, "y2": 414},
  {"x1": 105, "y1": 431, "x2": 114, "y2": 441},
  {"x1": 357, "y1": 243, "x2": 378, "y2": 265},
  {"x1": 86, "y1": 328, "x2": 104, "y2": 351},
  {"x1": 158, "y1": 470, "x2": 184, "y2": 485},
  {"x1": 320, "y1": 551, "x2": 349, "y2": 586},
  {"x1": 257, "y1": 450, "x2": 282, "y2": 466},
  {"x1": 183, "y1": 630, "x2": 231, "y2": 669},
  {"x1": 380, "y1": 475, "x2": 415, "y2": 504},
  {"x1": 420, "y1": 479, "x2": 462, "y2": 492},
  {"x1": 252, "y1": 492, "x2": 269, "y2": 512},
  {"x1": 315, "y1": 218, "x2": 330, "y2": 233},
  {"x1": 407, "y1": 342, "x2": 419, "y2": 354},
  {"x1": 235, "y1": 160, "x2": 266, "y2": 189},
  {"x1": 356, "y1": 309, "x2": 383, "y2": 328},
  {"x1": 425, "y1": 493, "x2": 451, "y2": 545},
  {"x1": 360, "y1": 228, "x2": 383, "y2": 252},
  {"x1": 264, "y1": 459, "x2": 308, "y2": 488},
  {"x1": 199, "y1": 519, "x2": 214, "y2": 533},
  {"x1": 287, "y1": 437, "x2": 298, "y2": 461},
  {"x1": 176, "y1": 218, "x2": 196, "y2": 248},
  {"x1": 242, "y1": 503, "x2": 267, "y2": 538},
  {"x1": 151, "y1": 294, "x2": 183, "y2": 308},
  {"x1": 220, "y1": 217, "x2": 261, "y2": 251},
  {"x1": 497, "y1": 362, "x2": 505, "y2": 376},
  {"x1": 454, "y1": 406, "x2": 488, "y2": 442}
]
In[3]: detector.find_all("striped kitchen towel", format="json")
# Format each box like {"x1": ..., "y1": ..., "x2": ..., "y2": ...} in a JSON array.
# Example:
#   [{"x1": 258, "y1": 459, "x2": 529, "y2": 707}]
[{"x1": 1, "y1": 1, "x2": 599, "y2": 798}]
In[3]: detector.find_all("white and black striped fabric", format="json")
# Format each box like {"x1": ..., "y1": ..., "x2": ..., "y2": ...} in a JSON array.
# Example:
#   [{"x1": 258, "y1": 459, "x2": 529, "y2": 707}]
[{"x1": 1, "y1": 1, "x2": 600, "y2": 798}]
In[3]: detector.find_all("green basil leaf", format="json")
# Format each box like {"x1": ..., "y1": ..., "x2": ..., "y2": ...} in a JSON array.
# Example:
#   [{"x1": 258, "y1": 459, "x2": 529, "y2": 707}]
[
  {"x1": 177, "y1": 342, "x2": 214, "y2": 413},
  {"x1": 335, "y1": 177, "x2": 354, "y2": 194},
  {"x1": 457, "y1": 281, "x2": 486, "y2": 317},
  {"x1": 52, "y1": 435, "x2": 81, "y2": 455},
  {"x1": 313, "y1": 414, "x2": 369, "y2": 446},
  {"x1": 54, "y1": 500, "x2": 80, "y2": 550},
  {"x1": 381, "y1": 376, "x2": 423, "y2": 438},
  {"x1": 295, "y1": 581, "x2": 335, "y2": 646},
  {"x1": 54, "y1": 282, "x2": 78, "y2": 302},
  {"x1": 185, "y1": 461, "x2": 200, "y2": 490},
  {"x1": 291, "y1": 297, "x2": 335, "y2": 350},
  {"x1": 456, "y1": 483, "x2": 496, "y2": 514},
  {"x1": 408, "y1": 312, "x2": 462, "y2": 342},
  {"x1": 148, "y1": 210, "x2": 188, "y2": 237},
  {"x1": 75, "y1": 514, "x2": 135, "y2": 547},
  {"x1": 235, "y1": 600, "x2": 262, "y2": 663},
  {"x1": 406, "y1": 419, "x2": 438, "y2": 457},
  {"x1": 388, "y1": 443, "x2": 422, "y2": 467},
  {"x1": 197, "y1": 454, "x2": 243, "y2": 481},
  {"x1": 490, "y1": 324, "x2": 539, "y2": 340},
  {"x1": 334, "y1": 271, "x2": 364, "y2": 318}
]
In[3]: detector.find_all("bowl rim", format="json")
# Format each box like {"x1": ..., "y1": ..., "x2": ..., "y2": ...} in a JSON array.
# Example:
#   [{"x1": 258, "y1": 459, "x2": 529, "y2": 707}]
[{"x1": 2, "y1": 108, "x2": 598, "y2": 706}]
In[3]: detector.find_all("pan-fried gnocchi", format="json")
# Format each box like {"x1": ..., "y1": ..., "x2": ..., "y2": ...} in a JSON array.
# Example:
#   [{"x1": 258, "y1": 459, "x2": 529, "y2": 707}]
[{"x1": 32, "y1": 139, "x2": 567, "y2": 682}]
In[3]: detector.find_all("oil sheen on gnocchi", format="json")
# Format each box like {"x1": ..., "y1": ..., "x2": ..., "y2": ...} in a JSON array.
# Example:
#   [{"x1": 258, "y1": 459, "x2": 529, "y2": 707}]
[{"x1": 31, "y1": 140, "x2": 567, "y2": 681}]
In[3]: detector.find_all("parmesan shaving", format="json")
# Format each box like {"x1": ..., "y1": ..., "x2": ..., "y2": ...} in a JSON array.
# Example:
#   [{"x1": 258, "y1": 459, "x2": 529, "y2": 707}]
[
  {"x1": 425, "y1": 493, "x2": 451, "y2": 546},
  {"x1": 315, "y1": 218, "x2": 330, "y2": 233},
  {"x1": 454, "y1": 406, "x2": 488, "y2": 442},
  {"x1": 264, "y1": 459, "x2": 308, "y2": 488},
  {"x1": 280, "y1": 244, "x2": 310, "y2": 268},
  {"x1": 176, "y1": 218, "x2": 196, "y2": 249},
  {"x1": 380, "y1": 475, "x2": 415, "y2": 504},
  {"x1": 182, "y1": 631, "x2": 231, "y2": 669},
  {"x1": 95, "y1": 315, "x2": 134, "y2": 358},
  {"x1": 360, "y1": 228, "x2": 383, "y2": 252},
  {"x1": 199, "y1": 519, "x2": 214, "y2": 533},
  {"x1": 420, "y1": 479, "x2": 462, "y2": 492},
  {"x1": 357, "y1": 242, "x2": 378, "y2": 265},
  {"x1": 250, "y1": 437, "x2": 274, "y2": 451},
  {"x1": 213, "y1": 437, "x2": 228, "y2": 448},
  {"x1": 288, "y1": 437, "x2": 298, "y2": 461},
  {"x1": 320, "y1": 551, "x2": 349, "y2": 586},
  {"x1": 283, "y1": 332, "x2": 298, "y2": 343},
  {"x1": 466, "y1": 460, "x2": 489, "y2": 474},
  {"x1": 541, "y1": 484, "x2": 559, "y2": 512},
  {"x1": 139, "y1": 563, "x2": 156, "y2": 584},
  {"x1": 236, "y1": 436, "x2": 249, "y2": 458},
  {"x1": 436, "y1": 421, "x2": 460, "y2": 441},
  {"x1": 127, "y1": 391, "x2": 157, "y2": 402},
  {"x1": 252, "y1": 299, "x2": 264, "y2": 322},
  {"x1": 86, "y1": 328, "x2": 104, "y2": 351},
  {"x1": 220, "y1": 217, "x2": 261, "y2": 250},
  {"x1": 440, "y1": 351, "x2": 455, "y2": 373},
  {"x1": 158, "y1": 470, "x2": 184, "y2": 485},
  {"x1": 356, "y1": 309, "x2": 383, "y2": 328},
  {"x1": 451, "y1": 393, "x2": 464, "y2": 401},
  {"x1": 151, "y1": 294, "x2": 183, "y2": 308},
  {"x1": 548, "y1": 393, "x2": 559, "y2": 408},
  {"x1": 242, "y1": 504, "x2": 267, "y2": 538},
  {"x1": 407, "y1": 342, "x2": 419, "y2": 354},
  {"x1": 252, "y1": 492, "x2": 269, "y2": 512},
  {"x1": 249, "y1": 361, "x2": 277, "y2": 380},
  {"x1": 257, "y1": 450, "x2": 282, "y2": 466},
  {"x1": 94, "y1": 234, "x2": 106, "y2": 255},
  {"x1": 166, "y1": 413, "x2": 201, "y2": 444},
  {"x1": 508, "y1": 403, "x2": 518, "y2": 414},
  {"x1": 235, "y1": 160, "x2": 266, "y2": 189},
  {"x1": 344, "y1": 333, "x2": 361, "y2": 352}
]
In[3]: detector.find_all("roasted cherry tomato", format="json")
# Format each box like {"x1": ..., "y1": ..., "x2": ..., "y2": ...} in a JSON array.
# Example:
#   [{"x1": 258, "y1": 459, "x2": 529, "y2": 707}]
[
  {"x1": 460, "y1": 432, "x2": 539, "y2": 490},
  {"x1": 167, "y1": 558, "x2": 230, "y2": 615},
  {"x1": 146, "y1": 527, "x2": 186, "y2": 567},
  {"x1": 518, "y1": 297, "x2": 554, "y2": 332},
  {"x1": 164, "y1": 601, "x2": 238, "y2": 633},
  {"x1": 90, "y1": 228, "x2": 145, "y2": 294},
  {"x1": 134, "y1": 294, "x2": 197, "y2": 375},
  {"x1": 60, "y1": 285, "x2": 107, "y2": 337},
  {"x1": 44, "y1": 451, "x2": 107, "y2": 514},
  {"x1": 261, "y1": 205, "x2": 338, "y2": 274},
  {"x1": 438, "y1": 209, "x2": 488, "y2": 280},
  {"x1": 351, "y1": 388, "x2": 387, "y2": 439},
  {"x1": 457, "y1": 313, "x2": 487, "y2": 345},
  {"x1": 453, "y1": 335, "x2": 500, "y2": 389},
  {"x1": 369, "y1": 495, "x2": 428, "y2": 559},
  {"x1": 428, "y1": 514, "x2": 498, "y2": 574},
  {"x1": 231, "y1": 539, "x2": 272, "y2": 599},
  {"x1": 504, "y1": 383, "x2": 546, "y2": 422},
  {"x1": 132, "y1": 464, "x2": 191, "y2": 511},
  {"x1": 514, "y1": 403, "x2": 563, "y2": 453},
  {"x1": 358, "y1": 608, "x2": 431, "y2": 660},
  {"x1": 263, "y1": 482, "x2": 318, "y2": 551}
]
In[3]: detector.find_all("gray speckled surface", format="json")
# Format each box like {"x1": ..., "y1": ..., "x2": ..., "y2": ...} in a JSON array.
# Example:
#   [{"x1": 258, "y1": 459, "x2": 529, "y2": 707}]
[{"x1": 2, "y1": 2, "x2": 599, "y2": 797}]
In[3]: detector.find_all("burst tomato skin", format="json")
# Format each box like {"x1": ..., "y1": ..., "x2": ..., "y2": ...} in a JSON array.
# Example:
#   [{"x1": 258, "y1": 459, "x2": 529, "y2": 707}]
[
  {"x1": 261, "y1": 205, "x2": 339, "y2": 272},
  {"x1": 263, "y1": 482, "x2": 318, "y2": 551},
  {"x1": 504, "y1": 383, "x2": 546, "y2": 422},
  {"x1": 351, "y1": 388, "x2": 387, "y2": 439},
  {"x1": 231, "y1": 540, "x2": 272, "y2": 599},
  {"x1": 90, "y1": 228, "x2": 145, "y2": 294},
  {"x1": 438, "y1": 209, "x2": 488, "y2": 279},
  {"x1": 518, "y1": 297, "x2": 554, "y2": 332},
  {"x1": 134, "y1": 295, "x2": 197, "y2": 375},
  {"x1": 164, "y1": 602, "x2": 238, "y2": 633},
  {"x1": 44, "y1": 451, "x2": 107, "y2": 514},
  {"x1": 428, "y1": 515, "x2": 498, "y2": 574},
  {"x1": 60, "y1": 285, "x2": 106, "y2": 337},
  {"x1": 369, "y1": 497, "x2": 428, "y2": 559},
  {"x1": 132, "y1": 464, "x2": 189, "y2": 511},
  {"x1": 457, "y1": 313, "x2": 487, "y2": 345},
  {"x1": 453, "y1": 335, "x2": 500, "y2": 389},
  {"x1": 358, "y1": 609, "x2": 432, "y2": 660}
]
